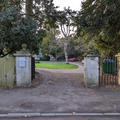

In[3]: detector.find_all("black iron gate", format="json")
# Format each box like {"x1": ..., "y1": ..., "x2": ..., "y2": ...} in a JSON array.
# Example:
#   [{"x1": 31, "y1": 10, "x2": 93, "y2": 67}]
[
  {"x1": 99, "y1": 57, "x2": 118, "y2": 86},
  {"x1": 31, "y1": 57, "x2": 35, "y2": 80}
]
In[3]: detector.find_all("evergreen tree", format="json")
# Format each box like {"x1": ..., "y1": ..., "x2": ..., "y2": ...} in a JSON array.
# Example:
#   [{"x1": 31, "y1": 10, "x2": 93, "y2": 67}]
[{"x1": 77, "y1": 0, "x2": 120, "y2": 56}]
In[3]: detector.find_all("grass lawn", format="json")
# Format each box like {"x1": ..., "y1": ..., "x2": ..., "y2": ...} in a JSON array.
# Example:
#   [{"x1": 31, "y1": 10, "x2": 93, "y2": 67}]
[{"x1": 35, "y1": 62, "x2": 78, "y2": 69}]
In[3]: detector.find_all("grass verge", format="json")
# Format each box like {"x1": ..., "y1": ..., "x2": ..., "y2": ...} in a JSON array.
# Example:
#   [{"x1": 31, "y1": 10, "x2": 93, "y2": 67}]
[{"x1": 36, "y1": 62, "x2": 78, "y2": 69}]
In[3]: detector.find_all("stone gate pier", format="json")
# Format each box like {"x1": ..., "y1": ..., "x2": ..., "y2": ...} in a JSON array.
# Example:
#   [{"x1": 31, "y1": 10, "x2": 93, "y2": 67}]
[
  {"x1": 14, "y1": 45, "x2": 32, "y2": 87},
  {"x1": 84, "y1": 55, "x2": 99, "y2": 87}
]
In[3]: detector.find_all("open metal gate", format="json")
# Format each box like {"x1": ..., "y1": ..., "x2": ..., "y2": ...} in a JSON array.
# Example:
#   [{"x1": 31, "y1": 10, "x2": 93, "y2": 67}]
[
  {"x1": 31, "y1": 57, "x2": 35, "y2": 80},
  {"x1": 99, "y1": 57, "x2": 118, "y2": 86}
]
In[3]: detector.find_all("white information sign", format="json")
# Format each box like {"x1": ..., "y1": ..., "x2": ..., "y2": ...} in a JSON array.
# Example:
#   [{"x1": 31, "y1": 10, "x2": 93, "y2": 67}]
[{"x1": 19, "y1": 57, "x2": 26, "y2": 68}]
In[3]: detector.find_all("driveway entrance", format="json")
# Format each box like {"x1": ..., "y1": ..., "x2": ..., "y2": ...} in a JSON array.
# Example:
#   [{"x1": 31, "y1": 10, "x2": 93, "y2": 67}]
[{"x1": 0, "y1": 63, "x2": 120, "y2": 113}]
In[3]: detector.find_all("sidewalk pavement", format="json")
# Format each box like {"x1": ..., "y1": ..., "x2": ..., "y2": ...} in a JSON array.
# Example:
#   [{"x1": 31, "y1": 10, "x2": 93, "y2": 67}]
[{"x1": 0, "y1": 116, "x2": 120, "y2": 120}]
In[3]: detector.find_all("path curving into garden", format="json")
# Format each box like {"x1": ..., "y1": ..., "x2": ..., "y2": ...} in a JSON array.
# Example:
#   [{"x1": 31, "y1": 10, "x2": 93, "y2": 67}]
[
  {"x1": 35, "y1": 62, "x2": 86, "y2": 88},
  {"x1": 36, "y1": 62, "x2": 84, "y2": 73}
]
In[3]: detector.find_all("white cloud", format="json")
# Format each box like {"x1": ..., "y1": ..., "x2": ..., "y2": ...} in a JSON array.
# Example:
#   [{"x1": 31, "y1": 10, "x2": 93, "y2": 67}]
[{"x1": 53, "y1": 0, "x2": 83, "y2": 10}]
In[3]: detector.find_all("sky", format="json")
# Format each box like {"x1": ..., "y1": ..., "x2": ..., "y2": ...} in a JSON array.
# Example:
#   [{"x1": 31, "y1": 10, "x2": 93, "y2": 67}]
[{"x1": 53, "y1": 0, "x2": 83, "y2": 10}]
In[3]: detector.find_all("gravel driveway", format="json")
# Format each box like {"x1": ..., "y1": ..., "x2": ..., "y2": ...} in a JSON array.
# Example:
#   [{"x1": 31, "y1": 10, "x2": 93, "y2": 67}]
[{"x1": 0, "y1": 63, "x2": 120, "y2": 114}]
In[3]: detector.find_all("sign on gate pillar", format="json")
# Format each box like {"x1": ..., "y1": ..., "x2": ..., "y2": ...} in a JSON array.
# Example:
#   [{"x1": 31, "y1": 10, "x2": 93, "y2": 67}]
[
  {"x1": 14, "y1": 44, "x2": 32, "y2": 87},
  {"x1": 84, "y1": 55, "x2": 99, "y2": 87}
]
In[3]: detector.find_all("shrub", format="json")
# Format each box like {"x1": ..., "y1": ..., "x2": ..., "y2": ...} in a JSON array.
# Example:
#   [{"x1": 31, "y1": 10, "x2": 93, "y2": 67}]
[{"x1": 40, "y1": 55, "x2": 50, "y2": 61}]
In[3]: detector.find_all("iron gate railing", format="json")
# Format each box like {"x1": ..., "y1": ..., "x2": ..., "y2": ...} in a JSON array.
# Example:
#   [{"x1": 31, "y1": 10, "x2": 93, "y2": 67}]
[
  {"x1": 99, "y1": 57, "x2": 118, "y2": 86},
  {"x1": 31, "y1": 57, "x2": 35, "y2": 80}
]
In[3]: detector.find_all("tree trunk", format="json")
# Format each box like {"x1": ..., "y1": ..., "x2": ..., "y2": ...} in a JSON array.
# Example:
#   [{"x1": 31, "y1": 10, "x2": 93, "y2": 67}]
[
  {"x1": 26, "y1": 0, "x2": 33, "y2": 18},
  {"x1": 64, "y1": 40, "x2": 69, "y2": 64}
]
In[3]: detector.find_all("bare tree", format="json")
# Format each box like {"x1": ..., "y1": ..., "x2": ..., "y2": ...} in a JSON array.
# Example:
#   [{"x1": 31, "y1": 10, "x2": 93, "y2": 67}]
[{"x1": 58, "y1": 8, "x2": 76, "y2": 63}]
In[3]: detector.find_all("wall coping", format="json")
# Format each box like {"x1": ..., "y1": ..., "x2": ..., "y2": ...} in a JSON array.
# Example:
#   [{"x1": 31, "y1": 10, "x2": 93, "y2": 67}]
[{"x1": 14, "y1": 50, "x2": 31, "y2": 57}]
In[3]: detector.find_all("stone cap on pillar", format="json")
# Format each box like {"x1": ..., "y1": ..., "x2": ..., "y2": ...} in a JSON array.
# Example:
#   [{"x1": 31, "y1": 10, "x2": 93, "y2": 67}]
[
  {"x1": 86, "y1": 54, "x2": 99, "y2": 57},
  {"x1": 14, "y1": 44, "x2": 31, "y2": 57}
]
